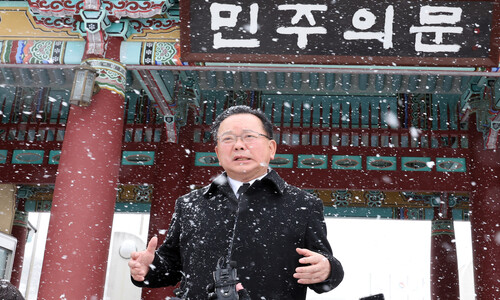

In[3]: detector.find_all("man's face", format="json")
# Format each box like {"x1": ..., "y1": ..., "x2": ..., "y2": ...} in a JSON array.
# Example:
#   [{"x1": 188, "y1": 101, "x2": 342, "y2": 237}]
[{"x1": 215, "y1": 113, "x2": 277, "y2": 182}]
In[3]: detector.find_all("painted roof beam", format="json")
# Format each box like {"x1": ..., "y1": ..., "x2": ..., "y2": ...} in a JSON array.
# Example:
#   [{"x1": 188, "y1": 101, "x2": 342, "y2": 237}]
[{"x1": 133, "y1": 69, "x2": 175, "y2": 116}]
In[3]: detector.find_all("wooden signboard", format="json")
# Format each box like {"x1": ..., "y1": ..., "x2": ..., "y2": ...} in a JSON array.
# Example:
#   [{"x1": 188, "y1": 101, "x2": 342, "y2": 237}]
[{"x1": 181, "y1": 0, "x2": 499, "y2": 67}]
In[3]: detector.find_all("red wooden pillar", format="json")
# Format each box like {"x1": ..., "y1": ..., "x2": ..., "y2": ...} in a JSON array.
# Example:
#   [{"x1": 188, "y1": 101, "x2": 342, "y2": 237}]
[
  {"x1": 142, "y1": 113, "x2": 196, "y2": 300},
  {"x1": 468, "y1": 116, "x2": 500, "y2": 299},
  {"x1": 10, "y1": 207, "x2": 29, "y2": 288},
  {"x1": 38, "y1": 40, "x2": 127, "y2": 299},
  {"x1": 430, "y1": 193, "x2": 459, "y2": 299}
]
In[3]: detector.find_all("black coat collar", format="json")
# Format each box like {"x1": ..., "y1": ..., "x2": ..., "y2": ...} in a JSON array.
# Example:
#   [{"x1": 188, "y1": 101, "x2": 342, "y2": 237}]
[{"x1": 204, "y1": 169, "x2": 286, "y2": 199}]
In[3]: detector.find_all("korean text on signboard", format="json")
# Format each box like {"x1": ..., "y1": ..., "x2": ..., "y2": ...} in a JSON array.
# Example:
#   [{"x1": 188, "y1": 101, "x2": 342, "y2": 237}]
[{"x1": 180, "y1": 0, "x2": 499, "y2": 67}]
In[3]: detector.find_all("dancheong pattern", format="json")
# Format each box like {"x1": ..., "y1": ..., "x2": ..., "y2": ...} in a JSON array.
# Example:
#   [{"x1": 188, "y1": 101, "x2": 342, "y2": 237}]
[
  {"x1": 0, "y1": 40, "x2": 65, "y2": 64},
  {"x1": 142, "y1": 42, "x2": 182, "y2": 65},
  {"x1": 85, "y1": 58, "x2": 127, "y2": 96}
]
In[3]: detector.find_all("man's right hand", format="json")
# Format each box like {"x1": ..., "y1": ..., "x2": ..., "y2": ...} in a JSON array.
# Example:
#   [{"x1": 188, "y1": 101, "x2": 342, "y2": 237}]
[{"x1": 128, "y1": 236, "x2": 158, "y2": 282}]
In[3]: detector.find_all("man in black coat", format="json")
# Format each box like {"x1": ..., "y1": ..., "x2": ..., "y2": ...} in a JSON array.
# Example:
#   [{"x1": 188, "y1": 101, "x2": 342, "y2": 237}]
[{"x1": 129, "y1": 105, "x2": 343, "y2": 299}]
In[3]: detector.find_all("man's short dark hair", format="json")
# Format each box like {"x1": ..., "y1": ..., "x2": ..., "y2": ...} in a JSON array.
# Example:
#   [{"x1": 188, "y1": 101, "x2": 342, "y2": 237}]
[{"x1": 210, "y1": 105, "x2": 274, "y2": 143}]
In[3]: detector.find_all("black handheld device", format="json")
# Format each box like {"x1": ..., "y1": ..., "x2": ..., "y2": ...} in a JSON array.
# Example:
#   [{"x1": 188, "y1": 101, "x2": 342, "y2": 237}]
[{"x1": 210, "y1": 256, "x2": 239, "y2": 300}]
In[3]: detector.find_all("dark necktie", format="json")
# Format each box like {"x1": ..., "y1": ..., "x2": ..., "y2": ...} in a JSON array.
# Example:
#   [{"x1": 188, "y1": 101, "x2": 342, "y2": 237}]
[{"x1": 237, "y1": 183, "x2": 250, "y2": 199}]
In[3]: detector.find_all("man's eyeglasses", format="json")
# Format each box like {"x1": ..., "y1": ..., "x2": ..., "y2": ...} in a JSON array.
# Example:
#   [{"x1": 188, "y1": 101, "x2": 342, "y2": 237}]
[{"x1": 218, "y1": 130, "x2": 272, "y2": 145}]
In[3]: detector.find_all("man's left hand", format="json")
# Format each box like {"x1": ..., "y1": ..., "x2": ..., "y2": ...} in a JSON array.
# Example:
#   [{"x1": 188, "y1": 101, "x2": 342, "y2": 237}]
[{"x1": 293, "y1": 248, "x2": 331, "y2": 284}]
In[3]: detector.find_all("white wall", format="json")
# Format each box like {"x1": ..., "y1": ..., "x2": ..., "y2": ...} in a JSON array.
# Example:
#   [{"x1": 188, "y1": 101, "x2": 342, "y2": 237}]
[{"x1": 308, "y1": 218, "x2": 473, "y2": 300}]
